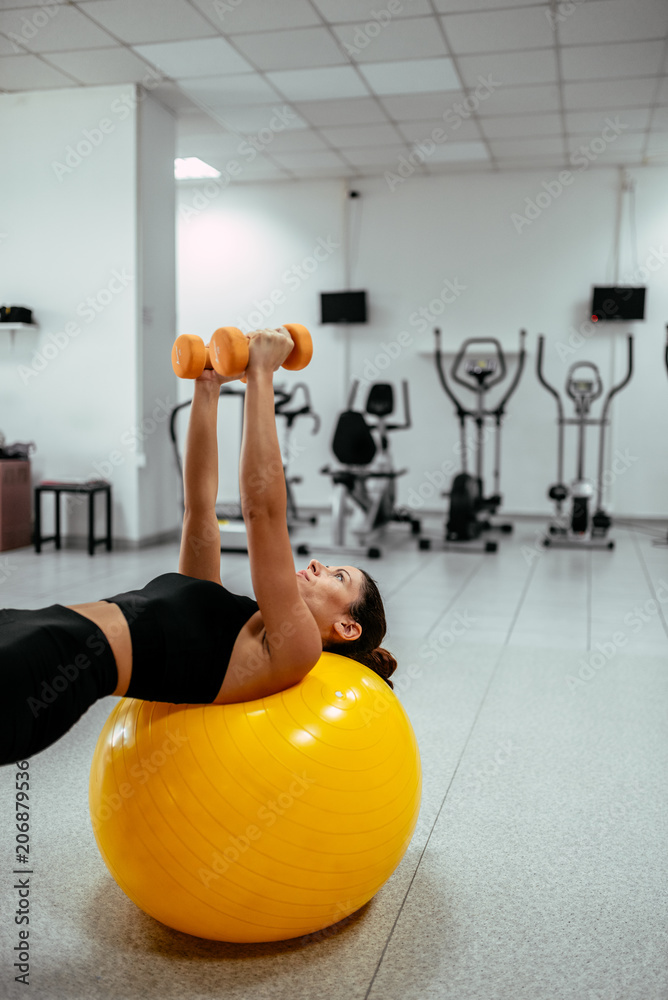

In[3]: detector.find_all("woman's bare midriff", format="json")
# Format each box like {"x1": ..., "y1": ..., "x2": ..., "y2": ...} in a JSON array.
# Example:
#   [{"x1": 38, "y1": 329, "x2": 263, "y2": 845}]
[{"x1": 64, "y1": 601, "x2": 132, "y2": 697}]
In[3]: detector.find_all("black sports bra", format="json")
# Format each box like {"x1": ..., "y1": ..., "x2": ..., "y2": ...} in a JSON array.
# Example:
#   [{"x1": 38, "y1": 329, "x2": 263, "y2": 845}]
[{"x1": 102, "y1": 572, "x2": 259, "y2": 703}]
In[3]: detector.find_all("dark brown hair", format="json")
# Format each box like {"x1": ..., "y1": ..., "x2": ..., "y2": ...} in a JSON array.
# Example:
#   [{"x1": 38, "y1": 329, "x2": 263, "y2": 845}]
[{"x1": 324, "y1": 569, "x2": 397, "y2": 689}]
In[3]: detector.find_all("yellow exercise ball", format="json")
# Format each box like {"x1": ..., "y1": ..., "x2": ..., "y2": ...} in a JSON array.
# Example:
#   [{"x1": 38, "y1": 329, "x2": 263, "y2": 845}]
[{"x1": 89, "y1": 652, "x2": 422, "y2": 943}]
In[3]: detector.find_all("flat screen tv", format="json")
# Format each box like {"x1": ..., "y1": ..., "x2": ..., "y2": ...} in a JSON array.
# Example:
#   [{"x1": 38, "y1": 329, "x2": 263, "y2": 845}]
[
  {"x1": 320, "y1": 290, "x2": 367, "y2": 324},
  {"x1": 591, "y1": 286, "x2": 646, "y2": 322}
]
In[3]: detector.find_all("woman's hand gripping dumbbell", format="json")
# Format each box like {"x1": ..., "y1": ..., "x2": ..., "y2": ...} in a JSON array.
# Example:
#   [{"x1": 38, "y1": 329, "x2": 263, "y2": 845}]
[{"x1": 171, "y1": 325, "x2": 312, "y2": 381}]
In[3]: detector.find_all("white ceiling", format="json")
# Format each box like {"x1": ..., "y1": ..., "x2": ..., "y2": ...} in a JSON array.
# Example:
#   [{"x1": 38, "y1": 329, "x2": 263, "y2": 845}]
[{"x1": 1, "y1": 0, "x2": 667, "y2": 182}]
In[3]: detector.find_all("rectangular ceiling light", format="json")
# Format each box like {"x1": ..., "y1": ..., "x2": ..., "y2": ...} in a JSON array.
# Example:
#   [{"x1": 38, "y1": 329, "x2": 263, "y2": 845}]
[{"x1": 174, "y1": 157, "x2": 221, "y2": 179}]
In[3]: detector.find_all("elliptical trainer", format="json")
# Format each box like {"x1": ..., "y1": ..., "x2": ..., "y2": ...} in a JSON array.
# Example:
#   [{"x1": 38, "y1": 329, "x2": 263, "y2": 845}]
[
  {"x1": 536, "y1": 333, "x2": 633, "y2": 549},
  {"x1": 419, "y1": 328, "x2": 527, "y2": 553}
]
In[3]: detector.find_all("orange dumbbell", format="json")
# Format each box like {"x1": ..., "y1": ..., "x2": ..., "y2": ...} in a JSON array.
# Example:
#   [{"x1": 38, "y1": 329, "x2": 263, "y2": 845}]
[{"x1": 171, "y1": 324, "x2": 312, "y2": 380}]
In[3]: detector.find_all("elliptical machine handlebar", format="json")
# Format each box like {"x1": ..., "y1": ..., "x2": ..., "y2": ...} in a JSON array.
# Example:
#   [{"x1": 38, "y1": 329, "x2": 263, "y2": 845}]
[
  {"x1": 274, "y1": 381, "x2": 321, "y2": 435},
  {"x1": 565, "y1": 361, "x2": 603, "y2": 410},
  {"x1": 434, "y1": 327, "x2": 526, "y2": 417},
  {"x1": 452, "y1": 336, "x2": 507, "y2": 391},
  {"x1": 496, "y1": 329, "x2": 527, "y2": 416}
]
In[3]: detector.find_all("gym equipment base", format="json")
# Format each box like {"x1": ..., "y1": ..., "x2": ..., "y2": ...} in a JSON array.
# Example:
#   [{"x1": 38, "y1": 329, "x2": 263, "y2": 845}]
[
  {"x1": 418, "y1": 520, "x2": 514, "y2": 554},
  {"x1": 541, "y1": 526, "x2": 614, "y2": 550}
]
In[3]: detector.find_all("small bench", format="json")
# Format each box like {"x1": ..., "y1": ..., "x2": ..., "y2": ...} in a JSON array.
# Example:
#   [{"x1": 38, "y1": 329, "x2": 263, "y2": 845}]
[{"x1": 34, "y1": 480, "x2": 112, "y2": 556}]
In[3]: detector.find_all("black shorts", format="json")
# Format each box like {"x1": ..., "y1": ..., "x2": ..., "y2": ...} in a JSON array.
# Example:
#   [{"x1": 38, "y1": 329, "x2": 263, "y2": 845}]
[{"x1": 0, "y1": 604, "x2": 118, "y2": 765}]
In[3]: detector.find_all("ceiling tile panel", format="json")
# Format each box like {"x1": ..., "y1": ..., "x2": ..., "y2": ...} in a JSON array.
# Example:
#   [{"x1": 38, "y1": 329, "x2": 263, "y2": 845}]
[
  {"x1": 320, "y1": 123, "x2": 403, "y2": 147},
  {"x1": 206, "y1": 103, "x2": 308, "y2": 134},
  {"x1": 489, "y1": 136, "x2": 564, "y2": 158},
  {"x1": 313, "y1": 0, "x2": 432, "y2": 20},
  {"x1": 45, "y1": 46, "x2": 159, "y2": 85},
  {"x1": 563, "y1": 77, "x2": 658, "y2": 109},
  {"x1": 358, "y1": 57, "x2": 460, "y2": 95},
  {"x1": 231, "y1": 27, "x2": 347, "y2": 71},
  {"x1": 434, "y1": 0, "x2": 548, "y2": 11},
  {"x1": 178, "y1": 73, "x2": 282, "y2": 107},
  {"x1": 476, "y1": 82, "x2": 560, "y2": 115},
  {"x1": 271, "y1": 150, "x2": 348, "y2": 169},
  {"x1": 81, "y1": 0, "x2": 218, "y2": 45},
  {"x1": 561, "y1": 41, "x2": 665, "y2": 82},
  {"x1": 565, "y1": 108, "x2": 651, "y2": 133},
  {"x1": 398, "y1": 116, "x2": 483, "y2": 142},
  {"x1": 441, "y1": 8, "x2": 555, "y2": 54},
  {"x1": 340, "y1": 144, "x2": 412, "y2": 166},
  {"x1": 457, "y1": 49, "x2": 558, "y2": 88},
  {"x1": 479, "y1": 112, "x2": 563, "y2": 139},
  {"x1": 332, "y1": 16, "x2": 449, "y2": 63},
  {"x1": 380, "y1": 90, "x2": 465, "y2": 119},
  {"x1": 0, "y1": 52, "x2": 77, "y2": 89},
  {"x1": 557, "y1": 0, "x2": 668, "y2": 45},
  {"x1": 265, "y1": 66, "x2": 371, "y2": 101},
  {"x1": 294, "y1": 97, "x2": 390, "y2": 126},
  {"x1": 428, "y1": 140, "x2": 490, "y2": 161},
  {"x1": 133, "y1": 38, "x2": 253, "y2": 78},
  {"x1": 189, "y1": 0, "x2": 323, "y2": 33},
  {"x1": 0, "y1": 4, "x2": 118, "y2": 52}
]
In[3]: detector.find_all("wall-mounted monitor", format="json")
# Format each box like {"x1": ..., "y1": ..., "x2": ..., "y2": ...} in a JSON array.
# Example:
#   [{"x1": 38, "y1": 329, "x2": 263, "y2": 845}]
[
  {"x1": 320, "y1": 290, "x2": 367, "y2": 324},
  {"x1": 591, "y1": 286, "x2": 646, "y2": 322}
]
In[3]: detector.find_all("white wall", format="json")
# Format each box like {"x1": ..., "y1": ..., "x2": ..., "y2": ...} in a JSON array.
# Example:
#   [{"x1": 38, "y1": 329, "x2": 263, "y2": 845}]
[
  {"x1": 177, "y1": 167, "x2": 668, "y2": 520},
  {"x1": 0, "y1": 84, "x2": 176, "y2": 547}
]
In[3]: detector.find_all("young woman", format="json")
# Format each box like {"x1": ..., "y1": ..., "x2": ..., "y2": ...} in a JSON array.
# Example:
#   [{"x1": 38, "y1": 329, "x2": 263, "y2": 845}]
[{"x1": 1, "y1": 327, "x2": 397, "y2": 766}]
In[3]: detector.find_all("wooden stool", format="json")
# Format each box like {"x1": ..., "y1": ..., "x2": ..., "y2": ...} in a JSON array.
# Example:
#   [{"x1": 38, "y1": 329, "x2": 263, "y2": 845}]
[{"x1": 34, "y1": 480, "x2": 112, "y2": 556}]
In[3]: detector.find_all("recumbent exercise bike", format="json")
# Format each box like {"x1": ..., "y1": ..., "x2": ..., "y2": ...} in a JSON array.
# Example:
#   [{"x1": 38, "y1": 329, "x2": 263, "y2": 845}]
[{"x1": 297, "y1": 380, "x2": 421, "y2": 559}]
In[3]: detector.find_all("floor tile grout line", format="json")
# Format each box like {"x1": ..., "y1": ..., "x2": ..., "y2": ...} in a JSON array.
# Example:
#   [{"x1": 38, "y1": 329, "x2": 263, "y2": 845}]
[
  {"x1": 383, "y1": 551, "x2": 441, "y2": 601},
  {"x1": 586, "y1": 550, "x2": 592, "y2": 652},
  {"x1": 362, "y1": 556, "x2": 539, "y2": 1000},
  {"x1": 631, "y1": 526, "x2": 668, "y2": 641},
  {"x1": 422, "y1": 559, "x2": 486, "y2": 641}
]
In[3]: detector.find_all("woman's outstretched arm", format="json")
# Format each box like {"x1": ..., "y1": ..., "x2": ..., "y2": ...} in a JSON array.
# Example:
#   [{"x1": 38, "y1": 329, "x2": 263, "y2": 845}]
[
  {"x1": 240, "y1": 329, "x2": 321, "y2": 686},
  {"x1": 178, "y1": 368, "x2": 231, "y2": 583}
]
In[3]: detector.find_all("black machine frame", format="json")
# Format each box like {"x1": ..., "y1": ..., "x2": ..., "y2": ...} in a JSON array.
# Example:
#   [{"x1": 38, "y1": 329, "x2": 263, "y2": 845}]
[{"x1": 420, "y1": 328, "x2": 527, "y2": 553}]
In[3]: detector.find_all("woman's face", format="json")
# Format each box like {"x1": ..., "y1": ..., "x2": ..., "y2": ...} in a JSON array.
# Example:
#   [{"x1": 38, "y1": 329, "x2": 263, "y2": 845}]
[{"x1": 296, "y1": 560, "x2": 365, "y2": 638}]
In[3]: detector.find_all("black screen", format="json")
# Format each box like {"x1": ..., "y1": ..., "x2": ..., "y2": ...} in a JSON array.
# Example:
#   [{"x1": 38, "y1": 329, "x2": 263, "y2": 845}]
[
  {"x1": 591, "y1": 286, "x2": 646, "y2": 321},
  {"x1": 320, "y1": 291, "x2": 367, "y2": 324}
]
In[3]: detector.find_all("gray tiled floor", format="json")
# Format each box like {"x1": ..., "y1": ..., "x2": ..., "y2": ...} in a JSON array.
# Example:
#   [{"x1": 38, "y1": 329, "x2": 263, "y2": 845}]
[{"x1": 0, "y1": 515, "x2": 667, "y2": 1000}]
